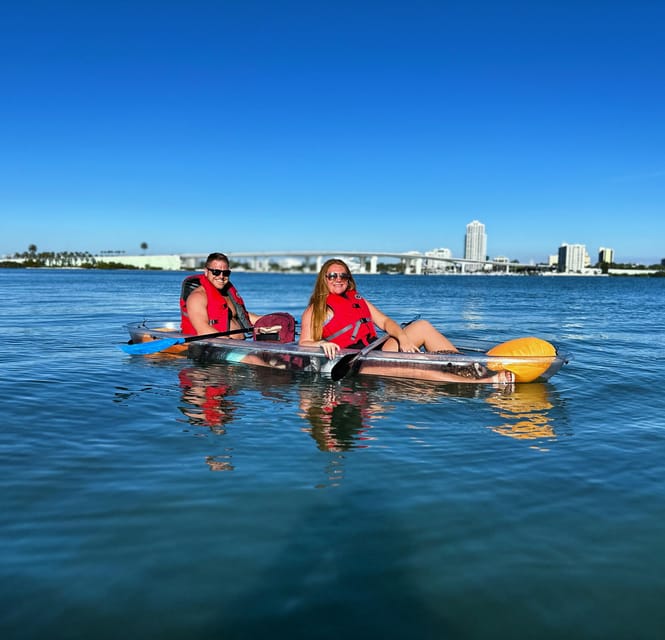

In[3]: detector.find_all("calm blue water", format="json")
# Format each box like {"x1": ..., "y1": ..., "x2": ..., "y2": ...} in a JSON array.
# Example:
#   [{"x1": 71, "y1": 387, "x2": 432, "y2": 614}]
[{"x1": 2, "y1": 269, "x2": 665, "y2": 639}]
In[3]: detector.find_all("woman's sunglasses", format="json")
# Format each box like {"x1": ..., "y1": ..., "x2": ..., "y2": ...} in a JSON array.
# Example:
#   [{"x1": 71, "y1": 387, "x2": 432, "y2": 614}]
[
  {"x1": 207, "y1": 268, "x2": 231, "y2": 277},
  {"x1": 325, "y1": 272, "x2": 351, "y2": 281}
]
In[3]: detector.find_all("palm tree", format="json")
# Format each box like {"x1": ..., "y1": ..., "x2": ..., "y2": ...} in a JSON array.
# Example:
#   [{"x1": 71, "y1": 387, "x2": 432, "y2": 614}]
[{"x1": 140, "y1": 242, "x2": 148, "y2": 253}]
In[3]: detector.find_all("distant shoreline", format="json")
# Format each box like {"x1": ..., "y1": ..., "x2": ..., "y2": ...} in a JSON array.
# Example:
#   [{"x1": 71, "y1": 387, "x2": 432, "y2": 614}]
[{"x1": 1, "y1": 263, "x2": 662, "y2": 277}]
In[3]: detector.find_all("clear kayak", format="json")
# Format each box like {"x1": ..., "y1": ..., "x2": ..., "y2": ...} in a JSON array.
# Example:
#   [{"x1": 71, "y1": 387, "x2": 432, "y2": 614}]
[{"x1": 123, "y1": 320, "x2": 571, "y2": 384}]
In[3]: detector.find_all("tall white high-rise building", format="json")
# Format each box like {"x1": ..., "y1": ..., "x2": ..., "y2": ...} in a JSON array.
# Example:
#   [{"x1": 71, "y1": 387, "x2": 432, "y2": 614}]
[
  {"x1": 558, "y1": 243, "x2": 587, "y2": 273},
  {"x1": 464, "y1": 220, "x2": 487, "y2": 271},
  {"x1": 598, "y1": 247, "x2": 614, "y2": 264}
]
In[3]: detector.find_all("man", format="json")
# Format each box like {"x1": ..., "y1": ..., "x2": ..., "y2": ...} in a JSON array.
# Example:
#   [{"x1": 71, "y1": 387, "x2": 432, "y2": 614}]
[{"x1": 180, "y1": 252, "x2": 261, "y2": 336}]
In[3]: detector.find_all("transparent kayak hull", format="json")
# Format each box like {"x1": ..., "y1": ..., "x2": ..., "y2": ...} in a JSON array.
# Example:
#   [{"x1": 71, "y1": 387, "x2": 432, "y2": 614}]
[{"x1": 124, "y1": 321, "x2": 571, "y2": 383}]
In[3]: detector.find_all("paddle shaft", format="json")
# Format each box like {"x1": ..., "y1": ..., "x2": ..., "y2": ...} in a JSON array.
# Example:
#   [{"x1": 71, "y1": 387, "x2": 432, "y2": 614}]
[
  {"x1": 180, "y1": 327, "x2": 250, "y2": 343},
  {"x1": 120, "y1": 326, "x2": 251, "y2": 355}
]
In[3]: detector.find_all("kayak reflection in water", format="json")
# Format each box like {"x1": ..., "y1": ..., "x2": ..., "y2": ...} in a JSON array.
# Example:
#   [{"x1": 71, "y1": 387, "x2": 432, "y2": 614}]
[{"x1": 485, "y1": 383, "x2": 559, "y2": 444}]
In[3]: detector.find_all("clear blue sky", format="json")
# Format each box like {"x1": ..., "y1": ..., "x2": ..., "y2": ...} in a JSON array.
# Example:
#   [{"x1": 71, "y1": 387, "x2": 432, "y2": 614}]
[{"x1": 1, "y1": 1, "x2": 663, "y2": 264}]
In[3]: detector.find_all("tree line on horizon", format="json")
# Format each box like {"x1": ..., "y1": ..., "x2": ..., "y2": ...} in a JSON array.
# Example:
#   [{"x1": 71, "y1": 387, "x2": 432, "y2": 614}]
[{"x1": 0, "y1": 244, "x2": 154, "y2": 270}]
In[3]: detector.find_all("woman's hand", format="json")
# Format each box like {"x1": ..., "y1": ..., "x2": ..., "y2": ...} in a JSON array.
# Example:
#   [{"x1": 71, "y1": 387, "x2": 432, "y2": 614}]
[
  {"x1": 319, "y1": 340, "x2": 340, "y2": 359},
  {"x1": 396, "y1": 331, "x2": 419, "y2": 353}
]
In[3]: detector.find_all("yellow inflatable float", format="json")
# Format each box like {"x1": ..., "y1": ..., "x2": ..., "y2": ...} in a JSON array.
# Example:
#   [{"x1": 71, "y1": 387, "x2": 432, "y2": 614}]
[{"x1": 485, "y1": 336, "x2": 558, "y2": 383}]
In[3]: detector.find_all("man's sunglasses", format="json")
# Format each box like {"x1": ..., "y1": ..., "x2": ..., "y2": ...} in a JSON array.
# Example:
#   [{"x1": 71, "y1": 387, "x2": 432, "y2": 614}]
[{"x1": 207, "y1": 268, "x2": 231, "y2": 277}]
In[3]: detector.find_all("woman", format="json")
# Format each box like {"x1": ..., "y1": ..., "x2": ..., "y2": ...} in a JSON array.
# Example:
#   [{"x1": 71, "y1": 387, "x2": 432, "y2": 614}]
[{"x1": 299, "y1": 259, "x2": 514, "y2": 384}]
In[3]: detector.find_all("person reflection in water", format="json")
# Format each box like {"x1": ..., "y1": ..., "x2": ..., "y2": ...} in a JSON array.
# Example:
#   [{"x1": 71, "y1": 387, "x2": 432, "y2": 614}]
[
  {"x1": 299, "y1": 382, "x2": 379, "y2": 452},
  {"x1": 178, "y1": 368, "x2": 237, "y2": 434}
]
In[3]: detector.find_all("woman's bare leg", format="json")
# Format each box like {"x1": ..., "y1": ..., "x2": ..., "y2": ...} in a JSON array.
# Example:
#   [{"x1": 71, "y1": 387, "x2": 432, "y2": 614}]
[
  {"x1": 358, "y1": 364, "x2": 516, "y2": 385},
  {"x1": 382, "y1": 319, "x2": 459, "y2": 353}
]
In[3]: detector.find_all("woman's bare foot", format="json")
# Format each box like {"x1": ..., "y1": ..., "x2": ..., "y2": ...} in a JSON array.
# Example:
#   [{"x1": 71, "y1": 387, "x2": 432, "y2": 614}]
[
  {"x1": 486, "y1": 370, "x2": 515, "y2": 384},
  {"x1": 435, "y1": 367, "x2": 515, "y2": 384}
]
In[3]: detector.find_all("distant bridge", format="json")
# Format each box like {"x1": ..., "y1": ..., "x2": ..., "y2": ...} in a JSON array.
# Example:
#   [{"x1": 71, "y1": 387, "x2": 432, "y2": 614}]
[{"x1": 180, "y1": 250, "x2": 549, "y2": 274}]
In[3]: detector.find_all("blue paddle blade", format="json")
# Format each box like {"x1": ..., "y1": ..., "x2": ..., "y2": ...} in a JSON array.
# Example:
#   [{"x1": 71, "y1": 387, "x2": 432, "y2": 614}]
[{"x1": 119, "y1": 337, "x2": 184, "y2": 355}]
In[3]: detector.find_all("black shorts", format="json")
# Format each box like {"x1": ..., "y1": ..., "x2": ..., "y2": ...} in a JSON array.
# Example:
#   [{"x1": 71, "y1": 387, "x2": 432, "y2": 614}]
[{"x1": 347, "y1": 336, "x2": 378, "y2": 350}]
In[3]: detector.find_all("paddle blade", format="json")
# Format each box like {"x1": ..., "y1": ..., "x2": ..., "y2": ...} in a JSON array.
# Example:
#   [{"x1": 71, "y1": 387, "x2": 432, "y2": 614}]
[
  {"x1": 119, "y1": 337, "x2": 184, "y2": 355},
  {"x1": 330, "y1": 353, "x2": 356, "y2": 382}
]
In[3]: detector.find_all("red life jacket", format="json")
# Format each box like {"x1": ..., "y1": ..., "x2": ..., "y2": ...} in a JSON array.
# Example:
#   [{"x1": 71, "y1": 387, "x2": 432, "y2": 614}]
[
  {"x1": 322, "y1": 292, "x2": 377, "y2": 348},
  {"x1": 180, "y1": 274, "x2": 251, "y2": 335}
]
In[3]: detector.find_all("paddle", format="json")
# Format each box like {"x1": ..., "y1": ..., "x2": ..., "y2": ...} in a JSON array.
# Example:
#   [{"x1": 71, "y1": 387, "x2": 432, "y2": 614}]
[
  {"x1": 330, "y1": 317, "x2": 417, "y2": 382},
  {"x1": 120, "y1": 327, "x2": 250, "y2": 355}
]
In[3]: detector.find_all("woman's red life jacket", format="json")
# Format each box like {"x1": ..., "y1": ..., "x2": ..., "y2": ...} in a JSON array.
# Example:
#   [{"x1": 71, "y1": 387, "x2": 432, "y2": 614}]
[
  {"x1": 180, "y1": 274, "x2": 251, "y2": 335},
  {"x1": 321, "y1": 292, "x2": 377, "y2": 348}
]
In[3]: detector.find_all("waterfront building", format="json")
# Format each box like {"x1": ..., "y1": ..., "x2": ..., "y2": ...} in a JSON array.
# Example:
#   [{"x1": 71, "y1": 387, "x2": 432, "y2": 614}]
[
  {"x1": 425, "y1": 247, "x2": 453, "y2": 274},
  {"x1": 557, "y1": 243, "x2": 587, "y2": 273},
  {"x1": 276, "y1": 257, "x2": 303, "y2": 270},
  {"x1": 598, "y1": 247, "x2": 614, "y2": 264},
  {"x1": 93, "y1": 253, "x2": 182, "y2": 270},
  {"x1": 464, "y1": 220, "x2": 487, "y2": 272},
  {"x1": 343, "y1": 257, "x2": 362, "y2": 273}
]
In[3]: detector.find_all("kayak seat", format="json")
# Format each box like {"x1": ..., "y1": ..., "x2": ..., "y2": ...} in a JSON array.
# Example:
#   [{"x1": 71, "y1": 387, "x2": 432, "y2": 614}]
[{"x1": 181, "y1": 275, "x2": 201, "y2": 301}]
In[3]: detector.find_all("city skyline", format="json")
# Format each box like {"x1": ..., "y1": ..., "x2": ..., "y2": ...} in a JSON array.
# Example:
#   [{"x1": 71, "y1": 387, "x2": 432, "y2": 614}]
[
  {"x1": 1, "y1": 2, "x2": 663, "y2": 264},
  {"x1": 2, "y1": 234, "x2": 624, "y2": 269},
  {"x1": 1, "y1": 216, "x2": 628, "y2": 268}
]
